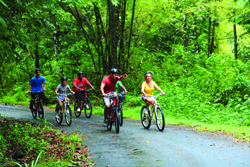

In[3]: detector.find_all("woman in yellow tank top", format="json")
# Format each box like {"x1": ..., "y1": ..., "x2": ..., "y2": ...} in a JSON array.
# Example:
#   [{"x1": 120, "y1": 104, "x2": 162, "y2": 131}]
[{"x1": 141, "y1": 72, "x2": 165, "y2": 113}]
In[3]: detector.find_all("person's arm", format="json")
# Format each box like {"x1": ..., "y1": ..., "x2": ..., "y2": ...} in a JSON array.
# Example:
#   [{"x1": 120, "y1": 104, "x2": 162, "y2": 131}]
[
  {"x1": 55, "y1": 88, "x2": 59, "y2": 95},
  {"x1": 68, "y1": 87, "x2": 75, "y2": 94},
  {"x1": 89, "y1": 83, "x2": 95, "y2": 90},
  {"x1": 121, "y1": 86, "x2": 128, "y2": 94},
  {"x1": 100, "y1": 83, "x2": 107, "y2": 96},
  {"x1": 28, "y1": 83, "x2": 31, "y2": 93},
  {"x1": 43, "y1": 82, "x2": 46, "y2": 92},
  {"x1": 85, "y1": 78, "x2": 95, "y2": 90},
  {"x1": 141, "y1": 83, "x2": 148, "y2": 97},
  {"x1": 154, "y1": 82, "x2": 165, "y2": 95},
  {"x1": 117, "y1": 73, "x2": 128, "y2": 80}
]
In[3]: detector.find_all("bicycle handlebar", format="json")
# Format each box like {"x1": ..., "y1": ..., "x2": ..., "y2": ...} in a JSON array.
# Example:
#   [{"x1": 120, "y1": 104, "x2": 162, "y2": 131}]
[
  {"x1": 78, "y1": 89, "x2": 93, "y2": 92},
  {"x1": 153, "y1": 94, "x2": 164, "y2": 98},
  {"x1": 31, "y1": 91, "x2": 43, "y2": 93},
  {"x1": 57, "y1": 93, "x2": 74, "y2": 96}
]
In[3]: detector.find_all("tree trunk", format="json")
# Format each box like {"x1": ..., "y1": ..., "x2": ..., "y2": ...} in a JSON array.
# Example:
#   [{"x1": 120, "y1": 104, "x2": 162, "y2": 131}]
[
  {"x1": 119, "y1": 0, "x2": 126, "y2": 72},
  {"x1": 94, "y1": 4, "x2": 102, "y2": 73},
  {"x1": 53, "y1": 25, "x2": 60, "y2": 62},
  {"x1": 127, "y1": 0, "x2": 136, "y2": 68},
  {"x1": 110, "y1": 0, "x2": 117, "y2": 68},
  {"x1": 208, "y1": 17, "x2": 211, "y2": 58},
  {"x1": 74, "y1": 6, "x2": 97, "y2": 72}
]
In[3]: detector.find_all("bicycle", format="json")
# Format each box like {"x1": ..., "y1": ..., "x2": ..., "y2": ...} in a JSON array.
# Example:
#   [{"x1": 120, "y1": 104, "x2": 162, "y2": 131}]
[
  {"x1": 105, "y1": 93, "x2": 120, "y2": 134},
  {"x1": 141, "y1": 94, "x2": 165, "y2": 131},
  {"x1": 30, "y1": 91, "x2": 44, "y2": 119},
  {"x1": 74, "y1": 89, "x2": 93, "y2": 118},
  {"x1": 117, "y1": 92, "x2": 126, "y2": 126},
  {"x1": 55, "y1": 93, "x2": 73, "y2": 126}
]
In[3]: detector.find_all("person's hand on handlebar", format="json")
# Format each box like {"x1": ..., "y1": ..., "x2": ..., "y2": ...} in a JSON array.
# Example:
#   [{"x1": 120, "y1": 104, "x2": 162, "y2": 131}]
[
  {"x1": 28, "y1": 90, "x2": 31, "y2": 94},
  {"x1": 56, "y1": 93, "x2": 59, "y2": 96},
  {"x1": 125, "y1": 90, "x2": 128, "y2": 94},
  {"x1": 103, "y1": 93, "x2": 108, "y2": 97},
  {"x1": 162, "y1": 92, "x2": 165, "y2": 95}
]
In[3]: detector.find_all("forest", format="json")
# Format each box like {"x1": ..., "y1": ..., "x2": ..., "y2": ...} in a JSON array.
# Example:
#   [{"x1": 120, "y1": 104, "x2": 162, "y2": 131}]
[{"x1": 1, "y1": 0, "x2": 250, "y2": 137}]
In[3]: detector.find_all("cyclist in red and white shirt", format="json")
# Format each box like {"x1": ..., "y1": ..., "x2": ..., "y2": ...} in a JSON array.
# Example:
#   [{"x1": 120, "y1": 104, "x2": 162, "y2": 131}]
[
  {"x1": 100, "y1": 68, "x2": 127, "y2": 127},
  {"x1": 73, "y1": 71, "x2": 95, "y2": 111}
]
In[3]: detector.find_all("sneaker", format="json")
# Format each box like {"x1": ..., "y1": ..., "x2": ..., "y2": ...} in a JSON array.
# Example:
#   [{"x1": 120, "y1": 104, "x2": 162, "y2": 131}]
[
  {"x1": 103, "y1": 120, "x2": 108, "y2": 127},
  {"x1": 144, "y1": 108, "x2": 148, "y2": 114},
  {"x1": 77, "y1": 108, "x2": 81, "y2": 112}
]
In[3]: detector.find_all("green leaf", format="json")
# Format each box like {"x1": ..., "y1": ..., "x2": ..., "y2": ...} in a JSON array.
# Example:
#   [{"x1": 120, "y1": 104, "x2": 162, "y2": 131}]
[
  {"x1": 0, "y1": 17, "x2": 6, "y2": 28},
  {"x1": 0, "y1": 0, "x2": 8, "y2": 7}
]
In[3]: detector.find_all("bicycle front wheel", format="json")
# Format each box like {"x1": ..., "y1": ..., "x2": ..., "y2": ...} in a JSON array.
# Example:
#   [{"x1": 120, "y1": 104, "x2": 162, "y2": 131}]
[
  {"x1": 118, "y1": 104, "x2": 123, "y2": 126},
  {"x1": 84, "y1": 100, "x2": 92, "y2": 118},
  {"x1": 141, "y1": 106, "x2": 151, "y2": 129},
  {"x1": 155, "y1": 107, "x2": 165, "y2": 131},
  {"x1": 38, "y1": 102, "x2": 44, "y2": 119},
  {"x1": 115, "y1": 109, "x2": 120, "y2": 134},
  {"x1": 65, "y1": 105, "x2": 72, "y2": 126},
  {"x1": 74, "y1": 101, "x2": 81, "y2": 117},
  {"x1": 55, "y1": 104, "x2": 63, "y2": 124},
  {"x1": 31, "y1": 103, "x2": 37, "y2": 119}
]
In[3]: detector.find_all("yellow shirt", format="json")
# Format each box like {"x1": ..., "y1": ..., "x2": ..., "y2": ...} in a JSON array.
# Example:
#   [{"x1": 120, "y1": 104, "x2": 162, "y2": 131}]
[{"x1": 142, "y1": 81, "x2": 156, "y2": 95}]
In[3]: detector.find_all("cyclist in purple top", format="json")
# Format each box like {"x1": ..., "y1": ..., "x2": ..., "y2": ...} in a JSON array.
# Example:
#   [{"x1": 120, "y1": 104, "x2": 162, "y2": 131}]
[{"x1": 28, "y1": 68, "x2": 46, "y2": 109}]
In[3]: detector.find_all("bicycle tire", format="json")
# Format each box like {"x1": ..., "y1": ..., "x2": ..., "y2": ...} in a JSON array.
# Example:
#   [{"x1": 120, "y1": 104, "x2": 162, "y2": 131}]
[
  {"x1": 37, "y1": 102, "x2": 44, "y2": 119},
  {"x1": 84, "y1": 100, "x2": 92, "y2": 118},
  {"x1": 141, "y1": 106, "x2": 151, "y2": 129},
  {"x1": 107, "y1": 120, "x2": 112, "y2": 131},
  {"x1": 55, "y1": 104, "x2": 63, "y2": 124},
  {"x1": 65, "y1": 105, "x2": 72, "y2": 126},
  {"x1": 118, "y1": 104, "x2": 123, "y2": 126},
  {"x1": 31, "y1": 103, "x2": 37, "y2": 119},
  {"x1": 74, "y1": 101, "x2": 81, "y2": 117},
  {"x1": 115, "y1": 109, "x2": 120, "y2": 134},
  {"x1": 155, "y1": 107, "x2": 165, "y2": 131}
]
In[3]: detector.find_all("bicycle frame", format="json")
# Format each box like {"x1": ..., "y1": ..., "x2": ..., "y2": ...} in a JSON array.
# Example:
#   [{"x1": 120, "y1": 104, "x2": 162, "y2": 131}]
[
  {"x1": 149, "y1": 94, "x2": 163, "y2": 119},
  {"x1": 79, "y1": 89, "x2": 92, "y2": 108}
]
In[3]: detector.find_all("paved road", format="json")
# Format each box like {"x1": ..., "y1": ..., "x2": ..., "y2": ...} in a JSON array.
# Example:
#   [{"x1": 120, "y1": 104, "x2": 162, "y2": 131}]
[{"x1": 1, "y1": 105, "x2": 250, "y2": 167}]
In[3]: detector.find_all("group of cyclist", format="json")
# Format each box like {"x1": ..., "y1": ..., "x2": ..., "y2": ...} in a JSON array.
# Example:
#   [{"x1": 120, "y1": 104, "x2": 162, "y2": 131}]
[{"x1": 28, "y1": 68, "x2": 165, "y2": 127}]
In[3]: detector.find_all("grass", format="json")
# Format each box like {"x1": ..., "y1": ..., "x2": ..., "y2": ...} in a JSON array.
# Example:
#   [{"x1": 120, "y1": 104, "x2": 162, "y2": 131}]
[
  {"x1": 0, "y1": 116, "x2": 94, "y2": 167},
  {"x1": 1, "y1": 95, "x2": 250, "y2": 142}
]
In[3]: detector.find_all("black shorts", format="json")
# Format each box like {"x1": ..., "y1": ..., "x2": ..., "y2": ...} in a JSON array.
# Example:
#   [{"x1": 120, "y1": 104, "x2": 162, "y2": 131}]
[
  {"x1": 31, "y1": 92, "x2": 44, "y2": 100},
  {"x1": 75, "y1": 91, "x2": 85, "y2": 99}
]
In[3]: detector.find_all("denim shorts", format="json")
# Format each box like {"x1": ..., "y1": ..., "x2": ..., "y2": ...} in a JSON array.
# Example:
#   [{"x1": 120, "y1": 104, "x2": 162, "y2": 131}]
[{"x1": 141, "y1": 95, "x2": 154, "y2": 102}]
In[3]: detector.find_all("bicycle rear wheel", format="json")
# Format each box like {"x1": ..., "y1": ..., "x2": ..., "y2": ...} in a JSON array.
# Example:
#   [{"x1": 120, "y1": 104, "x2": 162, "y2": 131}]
[
  {"x1": 65, "y1": 105, "x2": 72, "y2": 126},
  {"x1": 118, "y1": 104, "x2": 123, "y2": 126},
  {"x1": 115, "y1": 109, "x2": 120, "y2": 134},
  {"x1": 107, "y1": 110, "x2": 112, "y2": 131},
  {"x1": 141, "y1": 106, "x2": 151, "y2": 129},
  {"x1": 37, "y1": 102, "x2": 44, "y2": 119},
  {"x1": 74, "y1": 101, "x2": 81, "y2": 117},
  {"x1": 31, "y1": 103, "x2": 37, "y2": 119},
  {"x1": 55, "y1": 104, "x2": 63, "y2": 124},
  {"x1": 155, "y1": 107, "x2": 165, "y2": 131},
  {"x1": 84, "y1": 100, "x2": 92, "y2": 118}
]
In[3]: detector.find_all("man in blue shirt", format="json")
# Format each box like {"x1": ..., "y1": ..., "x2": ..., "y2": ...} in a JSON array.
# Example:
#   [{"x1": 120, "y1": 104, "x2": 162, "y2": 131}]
[{"x1": 28, "y1": 68, "x2": 46, "y2": 109}]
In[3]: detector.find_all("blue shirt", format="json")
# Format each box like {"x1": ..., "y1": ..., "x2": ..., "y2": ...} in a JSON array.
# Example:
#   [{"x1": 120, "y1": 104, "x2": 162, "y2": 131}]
[{"x1": 30, "y1": 76, "x2": 45, "y2": 92}]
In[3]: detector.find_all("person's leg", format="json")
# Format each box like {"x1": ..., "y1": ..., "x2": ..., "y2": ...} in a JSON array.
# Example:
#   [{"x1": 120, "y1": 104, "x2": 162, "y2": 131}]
[
  {"x1": 145, "y1": 97, "x2": 154, "y2": 108},
  {"x1": 57, "y1": 99, "x2": 62, "y2": 113},
  {"x1": 30, "y1": 93, "x2": 36, "y2": 109}
]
